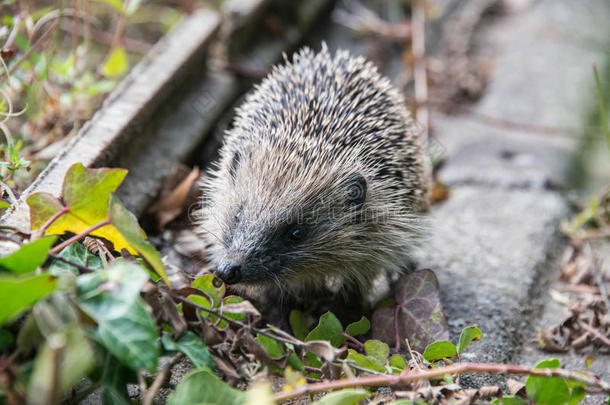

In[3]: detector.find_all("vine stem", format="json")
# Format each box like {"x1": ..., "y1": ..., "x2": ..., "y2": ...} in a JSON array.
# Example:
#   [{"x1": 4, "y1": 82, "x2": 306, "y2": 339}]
[
  {"x1": 273, "y1": 362, "x2": 610, "y2": 402},
  {"x1": 50, "y1": 219, "x2": 110, "y2": 254},
  {"x1": 39, "y1": 206, "x2": 70, "y2": 234}
]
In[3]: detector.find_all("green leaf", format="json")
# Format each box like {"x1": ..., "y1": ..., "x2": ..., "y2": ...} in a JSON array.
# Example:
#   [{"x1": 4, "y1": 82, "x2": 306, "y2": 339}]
[
  {"x1": 167, "y1": 368, "x2": 245, "y2": 405},
  {"x1": 108, "y1": 194, "x2": 169, "y2": 285},
  {"x1": 289, "y1": 310, "x2": 309, "y2": 340},
  {"x1": 457, "y1": 326, "x2": 482, "y2": 354},
  {"x1": 0, "y1": 236, "x2": 56, "y2": 275},
  {"x1": 223, "y1": 296, "x2": 246, "y2": 321},
  {"x1": 345, "y1": 349, "x2": 385, "y2": 373},
  {"x1": 364, "y1": 340, "x2": 389, "y2": 364},
  {"x1": 99, "y1": 351, "x2": 134, "y2": 405},
  {"x1": 389, "y1": 354, "x2": 407, "y2": 372},
  {"x1": 162, "y1": 331, "x2": 214, "y2": 370},
  {"x1": 305, "y1": 312, "x2": 344, "y2": 347},
  {"x1": 345, "y1": 316, "x2": 370, "y2": 337},
  {"x1": 569, "y1": 386, "x2": 585, "y2": 405},
  {"x1": 287, "y1": 352, "x2": 305, "y2": 372},
  {"x1": 47, "y1": 242, "x2": 103, "y2": 276},
  {"x1": 101, "y1": 47, "x2": 129, "y2": 78},
  {"x1": 256, "y1": 333, "x2": 286, "y2": 359},
  {"x1": 422, "y1": 340, "x2": 458, "y2": 362},
  {"x1": 491, "y1": 397, "x2": 528, "y2": 405},
  {"x1": 525, "y1": 359, "x2": 570, "y2": 405},
  {"x1": 27, "y1": 325, "x2": 95, "y2": 403},
  {"x1": 0, "y1": 273, "x2": 57, "y2": 325},
  {"x1": 0, "y1": 201, "x2": 10, "y2": 209},
  {"x1": 76, "y1": 262, "x2": 159, "y2": 372},
  {"x1": 91, "y1": 0, "x2": 124, "y2": 12},
  {"x1": 192, "y1": 274, "x2": 225, "y2": 307},
  {"x1": 311, "y1": 389, "x2": 370, "y2": 405}
]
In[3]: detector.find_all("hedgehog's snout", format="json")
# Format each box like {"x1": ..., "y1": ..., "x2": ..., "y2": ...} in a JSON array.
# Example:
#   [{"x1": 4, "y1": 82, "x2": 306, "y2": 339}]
[{"x1": 216, "y1": 261, "x2": 242, "y2": 285}]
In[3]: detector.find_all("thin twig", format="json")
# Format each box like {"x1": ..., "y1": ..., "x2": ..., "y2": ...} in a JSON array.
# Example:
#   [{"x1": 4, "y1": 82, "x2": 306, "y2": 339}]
[
  {"x1": 342, "y1": 332, "x2": 365, "y2": 349},
  {"x1": 142, "y1": 353, "x2": 183, "y2": 405},
  {"x1": 273, "y1": 362, "x2": 610, "y2": 402},
  {"x1": 50, "y1": 219, "x2": 111, "y2": 254},
  {"x1": 578, "y1": 321, "x2": 610, "y2": 348},
  {"x1": 2, "y1": 20, "x2": 59, "y2": 80},
  {"x1": 393, "y1": 304, "x2": 400, "y2": 352},
  {"x1": 48, "y1": 253, "x2": 95, "y2": 273},
  {"x1": 585, "y1": 242, "x2": 610, "y2": 313}
]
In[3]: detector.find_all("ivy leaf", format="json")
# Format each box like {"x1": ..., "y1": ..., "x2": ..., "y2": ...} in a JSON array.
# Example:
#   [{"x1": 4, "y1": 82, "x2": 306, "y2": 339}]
[
  {"x1": 305, "y1": 312, "x2": 345, "y2": 347},
  {"x1": 345, "y1": 316, "x2": 370, "y2": 337},
  {"x1": 346, "y1": 349, "x2": 385, "y2": 373},
  {"x1": 27, "y1": 164, "x2": 131, "y2": 252},
  {"x1": 289, "y1": 310, "x2": 310, "y2": 340},
  {"x1": 389, "y1": 354, "x2": 407, "y2": 372},
  {"x1": 0, "y1": 273, "x2": 57, "y2": 325},
  {"x1": 192, "y1": 274, "x2": 225, "y2": 307},
  {"x1": 167, "y1": 368, "x2": 245, "y2": 405},
  {"x1": 457, "y1": 326, "x2": 482, "y2": 354},
  {"x1": 525, "y1": 359, "x2": 569, "y2": 405},
  {"x1": 372, "y1": 269, "x2": 448, "y2": 352},
  {"x1": 311, "y1": 389, "x2": 370, "y2": 405},
  {"x1": 161, "y1": 331, "x2": 214, "y2": 370},
  {"x1": 364, "y1": 340, "x2": 389, "y2": 364},
  {"x1": 76, "y1": 262, "x2": 159, "y2": 372},
  {"x1": 47, "y1": 242, "x2": 103, "y2": 276},
  {"x1": 101, "y1": 47, "x2": 128, "y2": 78},
  {"x1": 99, "y1": 351, "x2": 134, "y2": 405},
  {"x1": 0, "y1": 236, "x2": 56, "y2": 275},
  {"x1": 422, "y1": 340, "x2": 457, "y2": 363},
  {"x1": 108, "y1": 194, "x2": 168, "y2": 285}
]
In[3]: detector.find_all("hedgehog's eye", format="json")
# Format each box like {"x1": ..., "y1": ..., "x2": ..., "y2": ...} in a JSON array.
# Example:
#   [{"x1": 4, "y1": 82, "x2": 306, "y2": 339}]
[{"x1": 287, "y1": 225, "x2": 305, "y2": 242}]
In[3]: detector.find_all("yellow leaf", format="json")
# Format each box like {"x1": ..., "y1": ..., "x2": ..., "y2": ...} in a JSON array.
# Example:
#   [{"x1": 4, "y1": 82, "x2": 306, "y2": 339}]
[{"x1": 101, "y1": 47, "x2": 128, "y2": 78}]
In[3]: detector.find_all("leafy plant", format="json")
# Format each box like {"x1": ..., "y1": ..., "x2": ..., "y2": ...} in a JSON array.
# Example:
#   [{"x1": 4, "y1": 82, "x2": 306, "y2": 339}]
[{"x1": 0, "y1": 162, "x2": 608, "y2": 405}]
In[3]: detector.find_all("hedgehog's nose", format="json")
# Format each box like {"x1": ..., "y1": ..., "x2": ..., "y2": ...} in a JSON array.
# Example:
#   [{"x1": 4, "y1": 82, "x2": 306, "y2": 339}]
[{"x1": 216, "y1": 262, "x2": 242, "y2": 284}]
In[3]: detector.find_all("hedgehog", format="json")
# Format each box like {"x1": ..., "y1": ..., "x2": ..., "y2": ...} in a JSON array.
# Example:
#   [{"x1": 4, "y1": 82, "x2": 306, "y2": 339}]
[{"x1": 198, "y1": 44, "x2": 429, "y2": 321}]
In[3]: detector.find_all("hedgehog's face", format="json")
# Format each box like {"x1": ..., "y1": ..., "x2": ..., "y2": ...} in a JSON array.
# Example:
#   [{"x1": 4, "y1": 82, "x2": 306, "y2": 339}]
[{"x1": 207, "y1": 159, "x2": 370, "y2": 288}]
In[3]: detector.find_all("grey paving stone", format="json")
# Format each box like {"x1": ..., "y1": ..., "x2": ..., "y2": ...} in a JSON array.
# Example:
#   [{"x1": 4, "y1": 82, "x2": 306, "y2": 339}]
[
  {"x1": 415, "y1": 0, "x2": 610, "y2": 388},
  {"x1": 415, "y1": 186, "x2": 567, "y2": 383}
]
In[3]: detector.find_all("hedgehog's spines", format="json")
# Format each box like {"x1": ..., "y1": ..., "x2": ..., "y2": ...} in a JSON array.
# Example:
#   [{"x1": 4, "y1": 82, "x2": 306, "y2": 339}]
[{"x1": 199, "y1": 44, "x2": 429, "y2": 301}]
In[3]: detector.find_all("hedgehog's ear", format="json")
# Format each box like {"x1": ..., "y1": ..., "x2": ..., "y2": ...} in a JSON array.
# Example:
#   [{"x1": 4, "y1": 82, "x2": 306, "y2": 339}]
[{"x1": 344, "y1": 172, "x2": 367, "y2": 209}]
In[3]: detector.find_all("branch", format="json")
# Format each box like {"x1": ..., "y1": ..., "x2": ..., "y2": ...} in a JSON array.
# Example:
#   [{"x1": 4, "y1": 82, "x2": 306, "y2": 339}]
[{"x1": 273, "y1": 362, "x2": 610, "y2": 402}]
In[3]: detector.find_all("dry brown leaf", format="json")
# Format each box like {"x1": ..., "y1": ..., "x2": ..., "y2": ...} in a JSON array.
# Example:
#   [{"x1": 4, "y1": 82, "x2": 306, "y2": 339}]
[{"x1": 150, "y1": 166, "x2": 200, "y2": 229}]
